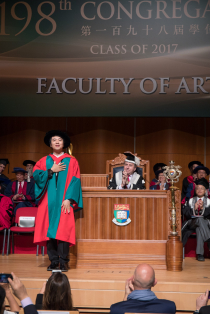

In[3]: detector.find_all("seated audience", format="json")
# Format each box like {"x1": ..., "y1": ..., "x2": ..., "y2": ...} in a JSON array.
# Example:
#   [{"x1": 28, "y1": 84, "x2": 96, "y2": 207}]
[
  {"x1": 182, "y1": 178, "x2": 210, "y2": 261},
  {"x1": 0, "y1": 159, "x2": 9, "y2": 180},
  {"x1": 0, "y1": 283, "x2": 20, "y2": 314},
  {"x1": 35, "y1": 272, "x2": 73, "y2": 311},
  {"x1": 150, "y1": 163, "x2": 167, "y2": 188},
  {"x1": 4, "y1": 168, "x2": 35, "y2": 215},
  {"x1": 150, "y1": 170, "x2": 169, "y2": 190},
  {"x1": 184, "y1": 166, "x2": 210, "y2": 203},
  {"x1": 7, "y1": 272, "x2": 38, "y2": 314},
  {"x1": 108, "y1": 153, "x2": 145, "y2": 190},
  {"x1": 110, "y1": 263, "x2": 176, "y2": 314},
  {"x1": 181, "y1": 161, "x2": 202, "y2": 200},
  {"x1": 23, "y1": 160, "x2": 36, "y2": 182},
  {"x1": 194, "y1": 290, "x2": 209, "y2": 314},
  {"x1": 0, "y1": 182, "x2": 13, "y2": 228}
]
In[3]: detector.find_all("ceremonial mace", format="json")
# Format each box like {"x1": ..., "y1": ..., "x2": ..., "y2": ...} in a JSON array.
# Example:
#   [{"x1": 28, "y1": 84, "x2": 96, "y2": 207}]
[{"x1": 163, "y1": 161, "x2": 183, "y2": 271}]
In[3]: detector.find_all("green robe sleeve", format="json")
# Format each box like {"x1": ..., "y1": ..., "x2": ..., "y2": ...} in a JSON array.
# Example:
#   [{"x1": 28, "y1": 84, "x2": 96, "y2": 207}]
[
  {"x1": 33, "y1": 158, "x2": 49, "y2": 201},
  {"x1": 64, "y1": 159, "x2": 83, "y2": 212}
]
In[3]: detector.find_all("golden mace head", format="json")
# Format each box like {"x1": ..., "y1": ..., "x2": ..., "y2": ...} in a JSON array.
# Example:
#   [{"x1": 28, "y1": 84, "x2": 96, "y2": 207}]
[{"x1": 162, "y1": 160, "x2": 182, "y2": 184}]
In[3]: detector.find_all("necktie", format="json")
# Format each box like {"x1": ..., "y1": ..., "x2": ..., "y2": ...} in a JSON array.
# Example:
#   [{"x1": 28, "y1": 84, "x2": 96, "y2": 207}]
[
  {"x1": 124, "y1": 176, "x2": 130, "y2": 189},
  {"x1": 18, "y1": 182, "x2": 23, "y2": 194},
  {"x1": 198, "y1": 198, "x2": 202, "y2": 215}
]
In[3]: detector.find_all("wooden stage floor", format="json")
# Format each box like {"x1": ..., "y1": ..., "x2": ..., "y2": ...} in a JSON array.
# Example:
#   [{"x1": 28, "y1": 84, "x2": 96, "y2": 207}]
[{"x1": 1, "y1": 255, "x2": 209, "y2": 313}]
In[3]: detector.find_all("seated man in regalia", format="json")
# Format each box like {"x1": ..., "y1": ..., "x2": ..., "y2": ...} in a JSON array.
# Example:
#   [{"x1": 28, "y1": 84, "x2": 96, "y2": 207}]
[
  {"x1": 182, "y1": 178, "x2": 210, "y2": 262},
  {"x1": 108, "y1": 153, "x2": 145, "y2": 190},
  {"x1": 4, "y1": 167, "x2": 36, "y2": 215}
]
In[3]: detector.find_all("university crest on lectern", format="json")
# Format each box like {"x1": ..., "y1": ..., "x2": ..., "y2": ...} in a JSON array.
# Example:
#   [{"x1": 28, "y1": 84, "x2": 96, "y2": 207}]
[{"x1": 112, "y1": 204, "x2": 131, "y2": 226}]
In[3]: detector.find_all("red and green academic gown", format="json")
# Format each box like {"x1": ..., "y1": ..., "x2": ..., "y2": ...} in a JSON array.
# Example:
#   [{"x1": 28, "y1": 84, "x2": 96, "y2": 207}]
[{"x1": 33, "y1": 153, "x2": 83, "y2": 246}]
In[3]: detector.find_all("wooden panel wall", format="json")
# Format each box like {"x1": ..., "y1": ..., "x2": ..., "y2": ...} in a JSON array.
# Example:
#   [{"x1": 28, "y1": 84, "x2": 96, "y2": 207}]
[{"x1": 0, "y1": 117, "x2": 208, "y2": 190}]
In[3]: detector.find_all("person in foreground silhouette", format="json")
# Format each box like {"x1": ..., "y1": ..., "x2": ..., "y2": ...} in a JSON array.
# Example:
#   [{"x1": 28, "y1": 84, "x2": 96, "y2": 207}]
[{"x1": 110, "y1": 263, "x2": 176, "y2": 314}]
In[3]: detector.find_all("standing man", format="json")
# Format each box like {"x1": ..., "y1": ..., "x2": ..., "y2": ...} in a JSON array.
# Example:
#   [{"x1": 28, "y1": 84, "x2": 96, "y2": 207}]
[{"x1": 33, "y1": 130, "x2": 83, "y2": 272}]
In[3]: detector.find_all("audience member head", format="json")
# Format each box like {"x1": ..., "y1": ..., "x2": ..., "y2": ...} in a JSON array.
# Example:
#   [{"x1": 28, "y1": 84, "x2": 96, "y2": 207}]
[
  {"x1": 188, "y1": 161, "x2": 202, "y2": 175},
  {"x1": 195, "y1": 178, "x2": 209, "y2": 198},
  {"x1": 0, "y1": 286, "x2": 6, "y2": 314},
  {"x1": 43, "y1": 272, "x2": 73, "y2": 311},
  {"x1": 132, "y1": 264, "x2": 157, "y2": 290},
  {"x1": 23, "y1": 160, "x2": 36, "y2": 179},
  {"x1": 153, "y1": 163, "x2": 167, "y2": 174},
  {"x1": 193, "y1": 166, "x2": 209, "y2": 180},
  {"x1": 12, "y1": 168, "x2": 27, "y2": 182},
  {"x1": 0, "y1": 159, "x2": 9, "y2": 175},
  {"x1": 44, "y1": 130, "x2": 71, "y2": 153},
  {"x1": 155, "y1": 170, "x2": 166, "y2": 183},
  {"x1": 123, "y1": 152, "x2": 140, "y2": 176},
  {"x1": 23, "y1": 160, "x2": 36, "y2": 172}
]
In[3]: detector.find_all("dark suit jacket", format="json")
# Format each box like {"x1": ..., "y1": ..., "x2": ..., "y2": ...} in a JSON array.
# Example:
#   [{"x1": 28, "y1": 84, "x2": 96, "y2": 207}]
[
  {"x1": 4, "y1": 180, "x2": 35, "y2": 205},
  {"x1": 24, "y1": 304, "x2": 38, "y2": 314},
  {"x1": 110, "y1": 298, "x2": 176, "y2": 314},
  {"x1": 200, "y1": 305, "x2": 210, "y2": 314}
]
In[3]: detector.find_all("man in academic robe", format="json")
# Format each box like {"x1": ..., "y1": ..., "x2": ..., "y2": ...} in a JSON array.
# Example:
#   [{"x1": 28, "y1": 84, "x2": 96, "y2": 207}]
[
  {"x1": 181, "y1": 161, "x2": 202, "y2": 200},
  {"x1": 0, "y1": 159, "x2": 9, "y2": 180},
  {"x1": 150, "y1": 170, "x2": 169, "y2": 190},
  {"x1": 4, "y1": 167, "x2": 36, "y2": 215},
  {"x1": 33, "y1": 130, "x2": 83, "y2": 272},
  {"x1": 108, "y1": 153, "x2": 145, "y2": 190},
  {"x1": 182, "y1": 178, "x2": 210, "y2": 261},
  {"x1": 150, "y1": 163, "x2": 167, "y2": 188},
  {"x1": 23, "y1": 160, "x2": 36, "y2": 182},
  {"x1": 183, "y1": 166, "x2": 210, "y2": 204}
]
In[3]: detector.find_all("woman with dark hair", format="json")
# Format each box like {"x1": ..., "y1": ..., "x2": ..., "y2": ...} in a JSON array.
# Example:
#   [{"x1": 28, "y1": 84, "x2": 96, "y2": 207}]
[{"x1": 35, "y1": 272, "x2": 73, "y2": 311}]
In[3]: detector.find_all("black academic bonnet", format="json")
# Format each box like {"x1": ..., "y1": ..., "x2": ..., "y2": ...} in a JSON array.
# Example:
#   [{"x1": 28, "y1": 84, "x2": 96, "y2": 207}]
[
  {"x1": 12, "y1": 167, "x2": 27, "y2": 174},
  {"x1": 23, "y1": 160, "x2": 36, "y2": 167},
  {"x1": 195, "y1": 178, "x2": 209, "y2": 189},
  {"x1": 0, "y1": 285, "x2": 6, "y2": 310},
  {"x1": 155, "y1": 169, "x2": 164, "y2": 179},
  {"x1": 193, "y1": 165, "x2": 210, "y2": 176},
  {"x1": 153, "y1": 163, "x2": 167, "y2": 174},
  {"x1": 188, "y1": 160, "x2": 202, "y2": 169},
  {"x1": 0, "y1": 159, "x2": 9, "y2": 166},
  {"x1": 123, "y1": 152, "x2": 140, "y2": 166},
  {"x1": 44, "y1": 130, "x2": 71, "y2": 149}
]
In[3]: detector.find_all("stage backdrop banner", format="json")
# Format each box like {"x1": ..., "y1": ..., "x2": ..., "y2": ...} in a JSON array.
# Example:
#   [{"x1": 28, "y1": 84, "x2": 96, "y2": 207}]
[{"x1": 0, "y1": 0, "x2": 210, "y2": 116}]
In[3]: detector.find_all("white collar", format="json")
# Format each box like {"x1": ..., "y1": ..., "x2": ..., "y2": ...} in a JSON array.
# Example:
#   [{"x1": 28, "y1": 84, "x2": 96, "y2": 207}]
[
  {"x1": 197, "y1": 196, "x2": 204, "y2": 201},
  {"x1": 53, "y1": 152, "x2": 64, "y2": 158}
]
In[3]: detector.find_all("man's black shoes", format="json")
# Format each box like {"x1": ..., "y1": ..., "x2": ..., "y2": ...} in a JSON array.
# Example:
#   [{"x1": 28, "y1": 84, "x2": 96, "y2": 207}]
[
  {"x1": 197, "y1": 254, "x2": 205, "y2": 261},
  {"x1": 47, "y1": 262, "x2": 59, "y2": 271},
  {"x1": 60, "y1": 263, "x2": 68, "y2": 272}
]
